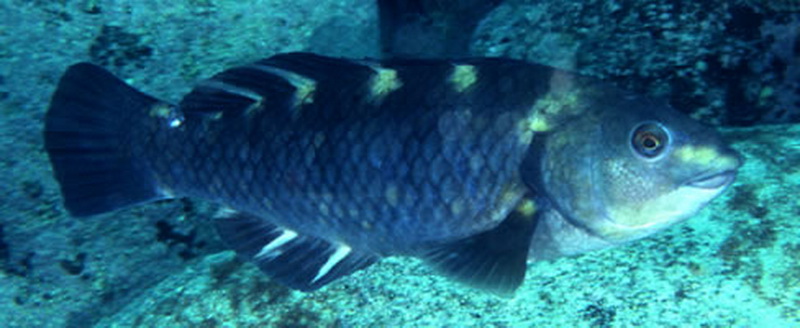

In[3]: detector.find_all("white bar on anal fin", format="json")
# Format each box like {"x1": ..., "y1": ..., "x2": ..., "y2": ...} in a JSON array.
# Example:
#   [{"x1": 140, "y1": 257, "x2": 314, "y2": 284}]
[
  {"x1": 311, "y1": 244, "x2": 353, "y2": 284},
  {"x1": 254, "y1": 229, "x2": 298, "y2": 259}
]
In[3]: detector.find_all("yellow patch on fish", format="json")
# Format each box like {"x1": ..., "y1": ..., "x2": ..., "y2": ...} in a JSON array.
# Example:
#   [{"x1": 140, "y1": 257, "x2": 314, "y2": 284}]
[
  {"x1": 369, "y1": 67, "x2": 402, "y2": 102},
  {"x1": 527, "y1": 115, "x2": 550, "y2": 132},
  {"x1": 525, "y1": 86, "x2": 584, "y2": 134},
  {"x1": 291, "y1": 77, "x2": 316, "y2": 108},
  {"x1": 148, "y1": 104, "x2": 184, "y2": 128},
  {"x1": 525, "y1": 69, "x2": 606, "y2": 134},
  {"x1": 498, "y1": 184, "x2": 524, "y2": 212},
  {"x1": 531, "y1": 91, "x2": 580, "y2": 117},
  {"x1": 449, "y1": 64, "x2": 477, "y2": 93},
  {"x1": 516, "y1": 199, "x2": 537, "y2": 217},
  {"x1": 674, "y1": 145, "x2": 721, "y2": 166},
  {"x1": 149, "y1": 104, "x2": 173, "y2": 118}
]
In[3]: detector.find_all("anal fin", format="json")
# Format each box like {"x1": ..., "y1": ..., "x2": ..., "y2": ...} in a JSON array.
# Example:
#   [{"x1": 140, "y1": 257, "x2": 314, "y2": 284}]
[
  {"x1": 214, "y1": 210, "x2": 378, "y2": 291},
  {"x1": 421, "y1": 198, "x2": 540, "y2": 296}
]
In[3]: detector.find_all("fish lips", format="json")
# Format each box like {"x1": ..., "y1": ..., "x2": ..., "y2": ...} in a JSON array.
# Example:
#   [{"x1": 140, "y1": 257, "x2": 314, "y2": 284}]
[
  {"x1": 684, "y1": 149, "x2": 742, "y2": 190},
  {"x1": 685, "y1": 170, "x2": 738, "y2": 189}
]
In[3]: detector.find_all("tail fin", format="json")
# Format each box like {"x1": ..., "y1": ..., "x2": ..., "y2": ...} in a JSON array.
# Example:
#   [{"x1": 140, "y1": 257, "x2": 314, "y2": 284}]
[{"x1": 44, "y1": 63, "x2": 170, "y2": 217}]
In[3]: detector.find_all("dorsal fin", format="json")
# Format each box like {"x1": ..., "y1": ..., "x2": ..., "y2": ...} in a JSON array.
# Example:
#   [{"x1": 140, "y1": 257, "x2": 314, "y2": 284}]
[
  {"x1": 179, "y1": 53, "x2": 376, "y2": 118},
  {"x1": 257, "y1": 52, "x2": 375, "y2": 82}
]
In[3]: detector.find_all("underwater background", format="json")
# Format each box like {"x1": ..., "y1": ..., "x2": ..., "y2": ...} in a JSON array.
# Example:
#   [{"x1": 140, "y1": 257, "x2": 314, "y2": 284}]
[{"x1": 0, "y1": 0, "x2": 798, "y2": 327}]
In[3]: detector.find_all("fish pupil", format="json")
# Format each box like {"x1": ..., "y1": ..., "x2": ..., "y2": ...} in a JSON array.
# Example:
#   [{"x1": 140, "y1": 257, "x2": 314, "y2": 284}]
[
  {"x1": 642, "y1": 134, "x2": 659, "y2": 149},
  {"x1": 631, "y1": 122, "x2": 669, "y2": 159}
]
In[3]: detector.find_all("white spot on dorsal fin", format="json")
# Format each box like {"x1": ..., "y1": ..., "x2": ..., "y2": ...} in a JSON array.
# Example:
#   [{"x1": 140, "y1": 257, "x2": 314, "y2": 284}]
[
  {"x1": 199, "y1": 80, "x2": 265, "y2": 118},
  {"x1": 254, "y1": 229, "x2": 298, "y2": 260},
  {"x1": 201, "y1": 80, "x2": 263, "y2": 102},
  {"x1": 250, "y1": 64, "x2": 316, "y2": 109},
  {"x1": 311, "y1": 244, "x2": 352, "y2": 284}
]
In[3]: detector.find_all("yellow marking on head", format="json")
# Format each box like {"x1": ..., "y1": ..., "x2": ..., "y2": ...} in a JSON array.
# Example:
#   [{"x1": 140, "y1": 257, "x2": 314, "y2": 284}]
[
  {"x1": 674, "y1": 145, "x2": 720, "y2": 166},
  {"x1": 449, "y1": 64, "x2": 477, "y2": 93},
  {"x1": 717, "y1": 154, "x2": 740, "y2": 169},
  {"x1": 385, "y1": 184, "x2": 399, "y2": 208},
  {"x1": 516, "y1": 199, "x2": 537, "y2": 217},
  {"x1": 369, "y1": 67, "x2": 402, "y2": 102}
]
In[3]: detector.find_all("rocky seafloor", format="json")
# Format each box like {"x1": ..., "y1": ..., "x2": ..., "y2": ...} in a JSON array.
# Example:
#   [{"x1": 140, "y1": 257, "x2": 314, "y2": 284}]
[{"x1": 0, "y1": 0, "x2": 797, "y2": 327}]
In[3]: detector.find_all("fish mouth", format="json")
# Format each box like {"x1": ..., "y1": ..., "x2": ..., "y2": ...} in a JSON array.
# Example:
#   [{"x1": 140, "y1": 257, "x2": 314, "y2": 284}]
[{"x1": 685, "y1": 170, "x2": 737, "y2": 189}]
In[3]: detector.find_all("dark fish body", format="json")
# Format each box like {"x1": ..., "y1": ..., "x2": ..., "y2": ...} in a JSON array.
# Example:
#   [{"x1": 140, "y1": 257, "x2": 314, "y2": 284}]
[
  {"x1": 44, "y1": 53, "x2": 740, "y2": 294},
  {"x1": 153, "y1": 55, "x2": 546, "y2": 253}
]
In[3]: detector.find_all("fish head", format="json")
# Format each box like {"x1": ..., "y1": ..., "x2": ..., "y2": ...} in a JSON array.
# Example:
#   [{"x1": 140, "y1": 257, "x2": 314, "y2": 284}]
[{"x1": 535, "y1": 85, "x2": 742, "y2": 244}]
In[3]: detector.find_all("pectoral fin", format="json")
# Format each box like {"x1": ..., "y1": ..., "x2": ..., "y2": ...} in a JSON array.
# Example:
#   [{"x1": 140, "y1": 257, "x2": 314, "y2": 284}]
[{"x1": 421, "y1": 198, "x2": 540, "y2": 296}]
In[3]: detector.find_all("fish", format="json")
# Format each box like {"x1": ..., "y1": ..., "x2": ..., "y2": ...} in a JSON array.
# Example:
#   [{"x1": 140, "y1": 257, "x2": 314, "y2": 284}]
[{"x1": 44, "y1": 52, "x2": 741, "y2": 295}]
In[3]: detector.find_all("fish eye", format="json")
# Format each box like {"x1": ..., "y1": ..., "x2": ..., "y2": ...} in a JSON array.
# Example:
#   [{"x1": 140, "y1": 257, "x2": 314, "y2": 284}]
[{"x1": 630, "y1": 122, "x2": 670, "y2": 159}]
